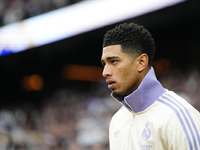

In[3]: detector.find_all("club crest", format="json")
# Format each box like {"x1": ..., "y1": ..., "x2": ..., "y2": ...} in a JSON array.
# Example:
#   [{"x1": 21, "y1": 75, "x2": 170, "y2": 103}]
[{"x1": 142, "y1": 122, "x2": 151, "y2": 141}]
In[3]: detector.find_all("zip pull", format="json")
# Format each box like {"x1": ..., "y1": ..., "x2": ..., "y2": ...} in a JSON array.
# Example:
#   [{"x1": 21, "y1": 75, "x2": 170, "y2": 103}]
[
  {"x1": 111, "y1": 95, "x2": 132, "y2": 112},
  {"x1": 125, "y1": 99, "x2": 134, "y2": 112}
]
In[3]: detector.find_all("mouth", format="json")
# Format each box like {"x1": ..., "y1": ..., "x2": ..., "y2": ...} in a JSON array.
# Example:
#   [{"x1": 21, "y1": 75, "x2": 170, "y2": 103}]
[{"x1": 106, "y1": 79, "x2": 116, "y2": 90}]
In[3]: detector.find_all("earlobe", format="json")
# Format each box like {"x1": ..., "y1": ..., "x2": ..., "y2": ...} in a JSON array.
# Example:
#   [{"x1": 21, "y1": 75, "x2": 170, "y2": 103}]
[{"x1": 137, "y1": 54, "x2": 149, "y2": 72}]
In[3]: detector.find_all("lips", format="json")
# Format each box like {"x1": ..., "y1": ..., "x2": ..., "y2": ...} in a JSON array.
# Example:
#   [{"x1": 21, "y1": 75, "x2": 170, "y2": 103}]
[{"x1": 106, "y1": 79, "x2": 116, "y2": 90}]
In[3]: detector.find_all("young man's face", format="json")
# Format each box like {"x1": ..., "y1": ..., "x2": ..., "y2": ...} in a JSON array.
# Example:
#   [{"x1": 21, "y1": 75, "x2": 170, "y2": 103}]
[{"x1": 101, "y1": 45, "x2": 143, "y2": 97}]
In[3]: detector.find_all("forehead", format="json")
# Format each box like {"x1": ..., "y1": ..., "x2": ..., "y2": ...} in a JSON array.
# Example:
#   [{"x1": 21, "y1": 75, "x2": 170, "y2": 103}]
[{"x1": 101, "y1": 45, "x2": 127, "y2": 59}]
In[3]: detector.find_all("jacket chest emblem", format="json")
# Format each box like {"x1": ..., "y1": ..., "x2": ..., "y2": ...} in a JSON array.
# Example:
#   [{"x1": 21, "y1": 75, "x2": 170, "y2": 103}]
[
  {"x1": 142, "y1": 122, "x2": 151, "y2": 141},
  {"x1": 114, "y1": 129, "x2": 120, "y2": 138}
]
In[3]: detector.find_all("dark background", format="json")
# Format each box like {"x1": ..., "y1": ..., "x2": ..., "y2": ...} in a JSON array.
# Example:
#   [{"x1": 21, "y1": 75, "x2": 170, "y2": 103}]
[{"x1": 0, "y1": 0, "x2": 200, "y2": 104}]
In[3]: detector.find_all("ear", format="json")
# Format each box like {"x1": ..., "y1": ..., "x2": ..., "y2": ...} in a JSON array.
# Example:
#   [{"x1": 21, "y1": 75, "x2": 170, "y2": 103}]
[{"x1": 137, "y1": 53, "x2": 149, "y2": 72}]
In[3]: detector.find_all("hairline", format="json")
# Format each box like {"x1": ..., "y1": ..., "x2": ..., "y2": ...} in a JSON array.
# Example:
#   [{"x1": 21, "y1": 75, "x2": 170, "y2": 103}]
[
  {"x1": 105, "y1": 44, "x2": 151, "y2": 67},
  {"x1": 105, "y1": 44, "x2": 143, "y2": 60}
]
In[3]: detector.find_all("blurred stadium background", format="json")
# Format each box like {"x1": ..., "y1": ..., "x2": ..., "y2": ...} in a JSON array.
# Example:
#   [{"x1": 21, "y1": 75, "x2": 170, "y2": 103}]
[{"x1": 0, "y1": 0, "x2": 200, "y2": 149}]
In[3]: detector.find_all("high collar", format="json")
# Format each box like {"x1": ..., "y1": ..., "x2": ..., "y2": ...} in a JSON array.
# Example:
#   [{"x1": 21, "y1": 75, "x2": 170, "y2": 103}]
[{"x1": 111, "y1": 67, "x2": 166, "y2": 113}]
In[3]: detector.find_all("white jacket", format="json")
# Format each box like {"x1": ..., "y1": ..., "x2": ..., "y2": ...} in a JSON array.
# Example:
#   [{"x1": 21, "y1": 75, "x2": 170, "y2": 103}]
[{"x1": 109, "y1": 68, "x2": 200, "y2": 150}]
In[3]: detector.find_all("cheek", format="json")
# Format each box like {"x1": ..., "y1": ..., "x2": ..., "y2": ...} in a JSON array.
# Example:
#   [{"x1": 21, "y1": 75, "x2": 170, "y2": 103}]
[
  {"x1": 123, "y1": 65, "x2": 135, "y2": 77},
  {"x1": 114, "y1": 62, "x2": 137, "y2": 83},
  {"x1": 122, "y1": 67, "x2": 137, "y2": 84},
  {"x1": 117, "y1": 68, "x2": 132, "y2": 83}
]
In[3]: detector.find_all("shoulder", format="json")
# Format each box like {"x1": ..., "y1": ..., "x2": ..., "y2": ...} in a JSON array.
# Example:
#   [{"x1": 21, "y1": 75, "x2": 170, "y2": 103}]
[
  {"x1": 149, "y1": 90, "x2": 200, "y2": 130},
  {"x1": 157, "y1": 90, "x2": 200, "y2": 144},
  {"x1": 157, "y1": 90, "x2": 198, "y2": 113}
]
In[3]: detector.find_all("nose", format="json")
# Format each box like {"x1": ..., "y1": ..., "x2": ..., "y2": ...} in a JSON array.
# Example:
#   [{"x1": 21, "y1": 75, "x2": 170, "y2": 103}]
[{"x1": 102, "y1": 65, "x2": 111, "y2": 78}]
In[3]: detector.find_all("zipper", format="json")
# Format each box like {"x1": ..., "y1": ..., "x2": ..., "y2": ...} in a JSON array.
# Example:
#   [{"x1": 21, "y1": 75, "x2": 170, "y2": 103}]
[
  {"x1": 111, "y1": 95, "x2": 136, "y2": 149},
  {"x1": 127, "y1": 112, "x2": 135, "y2": 149},
  {"x1": 111, "y1": 95, "x2": 133, "y2": 112},
  {"x1": 124, "y1": 99, "x2": 135, "y2": 112}
]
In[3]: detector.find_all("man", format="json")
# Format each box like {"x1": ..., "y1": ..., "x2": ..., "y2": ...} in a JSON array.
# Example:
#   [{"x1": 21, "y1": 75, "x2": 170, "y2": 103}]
[{"x1": 101, "y1": 23, "x2": 200, "y2": 150}]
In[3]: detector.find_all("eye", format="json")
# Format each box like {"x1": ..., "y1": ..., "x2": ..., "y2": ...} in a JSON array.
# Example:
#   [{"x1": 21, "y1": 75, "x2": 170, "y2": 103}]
[
  {"x1": 111, "y1": 60, "x2": 117, "y2": 64},
  {"x1": 101, "y1": 62, "x2": 106, "y2": 67}
]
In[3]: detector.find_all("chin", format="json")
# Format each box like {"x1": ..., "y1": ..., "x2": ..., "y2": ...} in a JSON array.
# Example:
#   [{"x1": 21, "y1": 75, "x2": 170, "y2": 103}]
[{"x1": 113, "y1": 92, "x2": 124, "y2": 98}]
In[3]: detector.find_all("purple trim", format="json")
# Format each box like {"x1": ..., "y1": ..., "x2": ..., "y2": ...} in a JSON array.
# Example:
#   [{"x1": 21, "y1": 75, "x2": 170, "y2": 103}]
[
  {"x1": 166, "y1": 94, "x2": 200, "y2": 149},
  {"x1": 112, "y1": 67, "x2": 166, "y2": 113},
  {"x1": 165, "y1": 96, "x2": 197, "y2": 149},
  {"x1": 121, "y1": 101, "x2": 131, "y2": 111},
  {"x1": 112, "y1": 67, "x2": 166, "y2": 112},
  {"x1": 157, "y1": 98, "x2": 193, "y2": 150},
  {"x1": 111, "y1": 95, "x2": 131, "y2": 111}
]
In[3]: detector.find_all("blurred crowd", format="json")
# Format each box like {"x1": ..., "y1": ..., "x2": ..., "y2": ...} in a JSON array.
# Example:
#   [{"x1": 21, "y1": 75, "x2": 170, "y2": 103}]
[
  {"x1": 158, "y1": 65, "x2": 200, "y2": 110},
  {"x1": 0, "y1": 82, "x2": 120, "y2": 150},
  {"x1": 0, "y1": 0, "x2": 83, "y2": 27},
  {"x1": 0, "y1": 66, "x2": 200, "y2": 150}
]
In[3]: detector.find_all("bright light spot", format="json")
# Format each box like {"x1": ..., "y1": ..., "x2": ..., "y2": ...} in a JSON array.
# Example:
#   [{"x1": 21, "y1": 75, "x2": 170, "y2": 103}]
[{"x1": 21, "y1": 74, "x2": 44, "y2": 91}]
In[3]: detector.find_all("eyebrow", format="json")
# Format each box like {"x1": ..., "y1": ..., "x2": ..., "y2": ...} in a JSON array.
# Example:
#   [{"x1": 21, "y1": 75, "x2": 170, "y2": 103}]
[{"x1": 101, "y1": 56, "x2": 119, "y2": 63}]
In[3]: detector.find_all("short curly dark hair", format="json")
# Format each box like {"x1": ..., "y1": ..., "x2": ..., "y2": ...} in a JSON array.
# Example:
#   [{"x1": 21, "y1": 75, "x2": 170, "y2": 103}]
[{"x1": 102, "y1": 23, "x2": 155, "y2": 65}]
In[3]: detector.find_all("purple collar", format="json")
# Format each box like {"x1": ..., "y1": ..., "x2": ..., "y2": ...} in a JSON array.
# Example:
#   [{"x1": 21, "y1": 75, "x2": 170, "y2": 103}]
[{"x1": 111, "y1": 67, "x2": 166, "y2": 113}]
